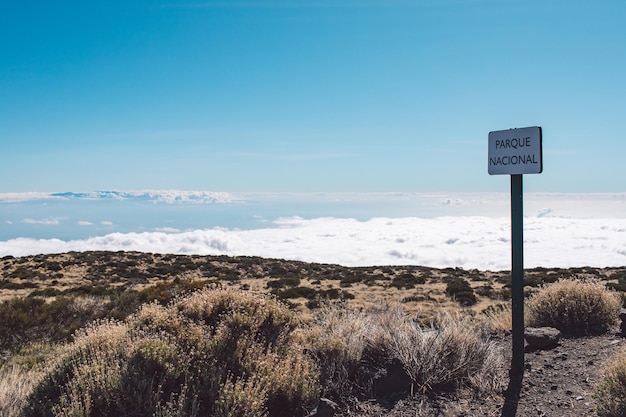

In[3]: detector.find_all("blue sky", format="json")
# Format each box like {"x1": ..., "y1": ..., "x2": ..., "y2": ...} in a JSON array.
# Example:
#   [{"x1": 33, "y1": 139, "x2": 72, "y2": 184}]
[{"x1": 1, "y1": 0, "x2": 625, "y2": 193}]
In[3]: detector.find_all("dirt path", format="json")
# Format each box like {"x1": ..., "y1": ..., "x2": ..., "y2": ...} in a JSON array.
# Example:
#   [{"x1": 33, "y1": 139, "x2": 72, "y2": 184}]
[{"x1": 502, "y1": 333, "x2": 624, "y2": 417}]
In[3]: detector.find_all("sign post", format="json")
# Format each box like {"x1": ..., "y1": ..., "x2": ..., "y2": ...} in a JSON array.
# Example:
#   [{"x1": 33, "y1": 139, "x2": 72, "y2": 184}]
[{"x1": 488, "y1": 126, "x2": 542, "y2": 376}]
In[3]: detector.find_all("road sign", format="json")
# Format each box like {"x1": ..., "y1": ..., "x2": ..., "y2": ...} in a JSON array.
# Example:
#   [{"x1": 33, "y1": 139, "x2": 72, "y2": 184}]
[
  {"x1": 488, "y1": 126, "x2": 542, "y2": 175},
  {"x1": 488, "y1": 125, "x2": 543, "y2": 377}
]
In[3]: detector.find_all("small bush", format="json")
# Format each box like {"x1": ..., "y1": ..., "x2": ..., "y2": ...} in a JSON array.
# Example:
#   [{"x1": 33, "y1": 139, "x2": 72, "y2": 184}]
[
  {"x1": 445, "y1": 278, "x2": 477, "y2": 306},
  {"x1": 594, "y1": 350, "x2": 626, "y2": 417},
  {"x1": 266, "y1": 276, "x2": 301, "y2": 289},
  {"x1": 606, "y1": 276, "x2": 626, "y2": 293},
  {"x1": 339, "y1": 273, "x2": 363, "y2": 287},
  {"x1": 272, "y1": 286, "x2": 318, "y2": 300},
  {"x1": 474, "y1": 284, "x2": 493, "y2": 297},
  {"x1": 526, "y1": 279, "x2": 621, "y2": 333},
  {"x1": 0, "y1": 280, "x2": 38, "y2": 290},
  {"x1": 390, "y1": 273, "x2": 425, "y2": 290}
]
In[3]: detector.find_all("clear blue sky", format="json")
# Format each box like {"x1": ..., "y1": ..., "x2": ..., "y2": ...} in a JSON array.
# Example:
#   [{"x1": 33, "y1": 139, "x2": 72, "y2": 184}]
[{"x1": 1, "y1": 0, "x2": 625, "y2": 193}]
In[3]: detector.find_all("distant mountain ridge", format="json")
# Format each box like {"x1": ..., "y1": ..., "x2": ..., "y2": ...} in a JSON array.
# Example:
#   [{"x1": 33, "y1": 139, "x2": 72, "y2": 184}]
[{"x1": 0, "y1": 190, "x2": 242, "y2": 204}]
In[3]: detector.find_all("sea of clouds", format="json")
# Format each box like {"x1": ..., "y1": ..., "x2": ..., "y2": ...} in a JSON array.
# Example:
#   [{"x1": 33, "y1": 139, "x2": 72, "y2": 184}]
[{"x1": 1, "y1": 191, "x2": 625, "y2": 270}]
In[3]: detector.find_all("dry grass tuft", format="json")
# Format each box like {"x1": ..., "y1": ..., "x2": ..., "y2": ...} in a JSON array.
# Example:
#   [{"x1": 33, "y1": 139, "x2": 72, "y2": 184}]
[
  {"x1": 0, "y1": 365, "x2": 44, "y2": 416},
  {"x1": 308, "y1": 302, "x2": 505, "y2": 403},
  {"x1": 526, "y1": 279, "x2": 621, "y2": 333},
  {"x1": 481, "y1": 303, "x2": 513, "y2": 333},
  {"x1": 594, "y1": 349, "x2": 626, "y2": 417},
  {"x1": 367, "y1": 307, "x2": 505, "y2": 395}
]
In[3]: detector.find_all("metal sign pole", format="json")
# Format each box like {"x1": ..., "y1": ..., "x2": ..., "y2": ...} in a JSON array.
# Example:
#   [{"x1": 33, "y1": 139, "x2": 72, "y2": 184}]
[
  {"x1": 510, "y1": 174, "x2": 524, "y2": 376},
  {"x1": 488, "y1": 125, "x2": 541, "y2": 377}
]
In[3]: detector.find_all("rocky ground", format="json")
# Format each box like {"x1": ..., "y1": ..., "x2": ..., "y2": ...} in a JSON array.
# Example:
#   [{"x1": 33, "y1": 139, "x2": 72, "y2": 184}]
[{"x1": 334, "y1": 332, "x2": 625, "y2": 417}]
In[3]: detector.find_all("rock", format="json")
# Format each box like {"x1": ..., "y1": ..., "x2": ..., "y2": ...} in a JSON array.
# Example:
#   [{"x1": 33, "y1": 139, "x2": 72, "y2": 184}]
[
  {"x1": 620, "y1": 308, "x2": 626, "y2": 337},
  {"x1": 524, "y1": 327, "x2": 561, "y2": 350},
  {"x1": 372, "y1": 357, "x2": 412, "y2": 401},
  {"x1": 307, "y1": 398, "x2": 339, "y2": 417}
]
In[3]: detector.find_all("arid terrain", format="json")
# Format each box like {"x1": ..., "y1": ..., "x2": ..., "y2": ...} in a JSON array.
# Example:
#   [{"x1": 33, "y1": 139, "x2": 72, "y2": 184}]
[
  {"x1": 2, "y1": 251, "x2": 625, "y2": 316},
  {"x1": 1, "y1": 251, "x2": 625, "y2": 416},
  {"x1": 337, "y1": 332, "x2": 625, "y2": 417}
]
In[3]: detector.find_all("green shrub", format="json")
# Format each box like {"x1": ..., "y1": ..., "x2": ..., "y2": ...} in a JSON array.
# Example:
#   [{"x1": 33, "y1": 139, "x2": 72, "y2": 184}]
[
  {"x1": 526, "y1": 279, "x2": 621, "y2": 333},
  {"x1": 27, "y1": 288, "x2": 61, "y2": 297},
  {"x1": 339, "y1": 273, "x2": 363, "y2": 287},
  {"x1": 524, "y1": 273, "x2": 559, "y2": 287},
  {"x1": 445, "y1": 278, "x2": 477, "y2": 306},
  {"x1": 7, "y1": 267, "x2": 48, "y2": 280},
  {"x1": 0, "y1": 280, "x2": 38, "y2": 290},
  {"x1": 272, "y1": 286, "x2": 318, "y2": 300},
  {"x1": 0, "y1": 290, "x2": 149, "y2": 351},
  {"x1": 266, "y1": 276, "x2": 301, "y2": 289},
  {"x1": 594, "y1": 350, "x2": 626, "y2": 417},
  {"x1": 474, "y1": 285, "x2": 493, "y2": 297},
  {"x1": 390, "y1": 273, "x2": 425, "y2": 289},
  {"x1": 0, "y1": 297, "x2": 83, "y2": 350},
  {"x1": 606, "y1": 276, "x2": 626, "y2": 293}
]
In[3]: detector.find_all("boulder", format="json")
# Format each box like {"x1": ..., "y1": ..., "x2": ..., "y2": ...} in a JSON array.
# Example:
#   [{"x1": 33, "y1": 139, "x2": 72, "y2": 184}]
[{"x1": 524, "y1": 327, "x2": 561, "y2": 350}]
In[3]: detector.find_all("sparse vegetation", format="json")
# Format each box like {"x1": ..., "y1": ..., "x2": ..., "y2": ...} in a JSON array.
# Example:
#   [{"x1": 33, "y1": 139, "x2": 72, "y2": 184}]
[
  {"x1": 2, "y1": 252, "x2": 626, "y2": 416},
  {"x1": 526, "y1": 279, "x2": 621, "y2": 333},
  {"x1": 594, "y1": 349, "x2": 626, "y2": 417}
]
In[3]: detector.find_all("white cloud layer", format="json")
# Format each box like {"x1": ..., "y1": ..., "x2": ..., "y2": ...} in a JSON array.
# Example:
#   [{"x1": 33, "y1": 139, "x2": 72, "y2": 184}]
[
  {"x1": 21, "y1": 217, "x2": 62, "y2": 225},
  {"x1": 1, "y1": 216, "x2": 624, "y2": 270}
]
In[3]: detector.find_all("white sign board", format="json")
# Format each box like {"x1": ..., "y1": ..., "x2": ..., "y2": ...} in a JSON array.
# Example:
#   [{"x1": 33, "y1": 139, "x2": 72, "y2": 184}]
[{"x1": 488, "y1": 126, "x2": 542, "y2": 175}]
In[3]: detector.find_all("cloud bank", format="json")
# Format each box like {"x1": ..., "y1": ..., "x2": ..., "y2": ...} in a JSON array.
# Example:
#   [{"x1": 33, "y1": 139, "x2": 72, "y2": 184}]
[{"x1": 1, "y1": 216, "x2": 624, "y2": 270}]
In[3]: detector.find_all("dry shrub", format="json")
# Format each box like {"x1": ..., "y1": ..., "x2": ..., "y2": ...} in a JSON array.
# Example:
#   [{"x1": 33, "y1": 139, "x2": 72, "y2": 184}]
[
  {"x1": 19, "y1": 288, "x2": 319, "y2": 417},
  {"x1": 526, "y1": 279, "x2": 621, "y2": 333},
  {"x1": 307, "y1": 304, "x2": 374, "y2": 401},
  {"x1": 594, "y1": 349, "x2": 626, "y2": 417},
  {"x1": 309, "y1": 302, "x2": 504, "y2": 402},
  {"x1": 22, "y1": 321, "x2": 135, "y2": 416},
  {"x1": 367, "y1": 307, "x2": 504, "y2": 395}
]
